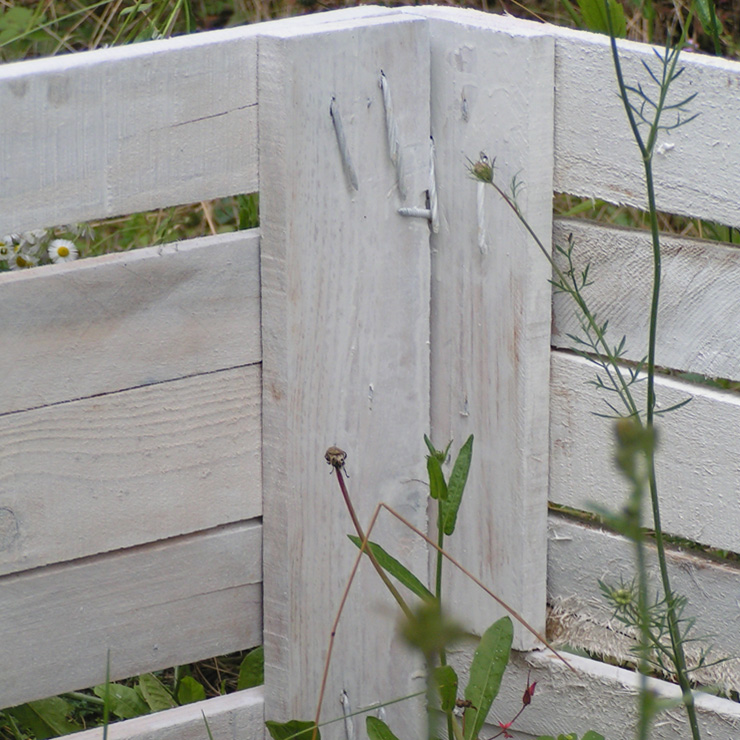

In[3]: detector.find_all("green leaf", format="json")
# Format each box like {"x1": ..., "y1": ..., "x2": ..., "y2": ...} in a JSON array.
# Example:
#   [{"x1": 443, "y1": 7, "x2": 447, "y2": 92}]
[
  {"x1": 347, "y1": 535, "x2": 434, "y2": 602},
  {"x1": 6, "y1": 697, "x2": 82, "y2": 739},
  {"x1": 582, "y1": 732, "x2": 606, "y2": 740},
  {"x1": 177, "y1": 676, "x2": 206, "y2": 705},
  {"x1": 93, "y1": 682, "x2": 150, "y2": 719},
  {"x1": 266, "y1": 719, "x2": 319, "y2": 740},
  {"x1": 238, "y1": 645, "x2": 265, "y2": 690},
  {"x1": 203, "y1": 711, "x2": 216, "y2": 740},
  {"x1": 463, "y1": 616, "x2": 513, "y2": 740},
  {"x1": 694, "y1": 0, "x2": 723, "y2": 36},
  {"x1": 427, "y1": 454, "x2": 448, "y2": 500},
  {"x1": 434, "y1": 664, "x2": 459, "y2": 712},
  {"x1": 0, "y1": 7, "x2": 36, "y2": 46},
  {"x1": 138, "y1": 673, "x2": 177, "y2": 712},
  {"x1": 366, "y1": 716, "x2": 401, "y2": 740},
  {"x1": 441, "y1": 435, "x2": 474, "y2": 535},
  {"x1": 577, "y1": 0, "x2": 626, "y2": 37}
]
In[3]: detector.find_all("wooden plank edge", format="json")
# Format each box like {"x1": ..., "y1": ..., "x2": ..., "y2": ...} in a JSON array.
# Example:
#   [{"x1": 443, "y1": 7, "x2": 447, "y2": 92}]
[
  {"x1": 64, "y1": 686, "x2": 264, "y2": 740},
  {"x1": 547, "y1": 512, "x2": 740, "y2": 694},
  {"x1": 445, "y1": 646, "x2": 740, "y2": 739},
  {"x1": 0, "y1": 229, "x2": 261, "y2": 415},
  {"x1": 0, "y1": 364, "x2": 262, "y2": 576},
  {"x1": 1, "y1": 520, "x2": 263, "y2": 708},
  {"x1": 551, "y1": 218, "x2": 740, "y2": 381},
  {"x1": 550, "y1": 349, "x2": 740, "y2": 553},
  {"x1": 549, "y1": 23, "x2": 740, "y2": 228}
]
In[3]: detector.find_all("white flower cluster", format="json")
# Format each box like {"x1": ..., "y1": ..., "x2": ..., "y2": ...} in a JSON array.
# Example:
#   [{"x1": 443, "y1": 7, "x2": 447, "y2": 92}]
[{"x1": 0, "y1": 228, "x2": 81, "y2": 271}]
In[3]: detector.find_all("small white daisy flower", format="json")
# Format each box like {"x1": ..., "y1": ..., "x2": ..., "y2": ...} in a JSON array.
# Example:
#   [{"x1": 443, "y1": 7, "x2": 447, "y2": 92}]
[
  {"x1": 22, "y1": 228, "x2": 48, "y2": 246},
  {"x1": 48, "y1": 238, "x2": 79, "y2": 264},
  {"x1": 0, "y1": 235, "x2": 14, "y2": 261},
  {"x1": 8, "y1": 250, "x2": 38, "y2": 270}
]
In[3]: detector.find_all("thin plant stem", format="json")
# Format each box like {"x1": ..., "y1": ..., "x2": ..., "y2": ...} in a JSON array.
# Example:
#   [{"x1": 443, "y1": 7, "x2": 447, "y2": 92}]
[
  {"x1": 434, "y1": 499, "x2": 455, "y2": 740},
  {"x1": 608, "y1": 25, "x2": 702, "y2": 740},
  {"x1": 488, "y1": 178, "x2": 640, "y2": 419},
  {"x1": 310, "y1": 496, "x2": 578, "y2": 740},
  {"x1": 333, "y1": 465, "x2": 413, "y2": 622}
]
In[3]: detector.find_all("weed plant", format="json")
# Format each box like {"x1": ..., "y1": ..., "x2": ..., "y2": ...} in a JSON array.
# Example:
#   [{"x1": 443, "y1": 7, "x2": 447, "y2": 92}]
[
  {"x1": 468, "y1": 5, "x2": 723, "y2": 738},
  {"x1": 266, "y1": 441, "x2": 603, "y2": 740}
]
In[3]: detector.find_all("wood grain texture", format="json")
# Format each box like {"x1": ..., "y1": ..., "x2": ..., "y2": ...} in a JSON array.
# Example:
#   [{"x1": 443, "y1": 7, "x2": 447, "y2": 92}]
[
  {"x1": 467, "y1": 649, "x2": 740, "y2": 740},
  {"x1": 0, "y1": 520, "x2": 262, "y2": 709},
  {"x1": 0, "y1": 27, "x2": 258, "y2": 234},
  {"x1": 414, "y1": 7, "x2": 554, "y2": 649},
  {"x1": 66, "y1": 687, "x2": 264, "y2": 740},
  {"x1": 0, "y1": 230, "x2": 260, "y2": 415},
  {"x1": 259, "y1": 9, "x2": 431, "y2": 736},
  {"x1": 551, "y1": 350, "x2": 740, "y2": 553},
  {"x1": 0, "y1": 365, "x2": 261, "y2": 575},
  {"x1": 552, "y1": 219, "x2": 740, "y2": 382},
  {"x1": 547, "y1": 513, "x2": 740, "y2": 693},
  {"x1": 551, "y1": 24, "x2": 740, "y2": 228}
]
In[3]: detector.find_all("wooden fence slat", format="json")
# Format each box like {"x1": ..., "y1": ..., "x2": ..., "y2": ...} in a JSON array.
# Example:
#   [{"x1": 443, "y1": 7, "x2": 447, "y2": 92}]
[
  {"x1": 0, "y1": 365, "x2": 261, "y2": 576},
  {"x1": 415, "y1": 7, "x2": 554, "y2": 650},
  {"x1": 0, "y1": 230, "x2": 261, "y2": 415},
  {"x1": 552, "y1": 219, "x2": 740, "y2": 381},
  {"x1": 488, "y1": 649, "x2": 740, "y2": 740},
  {"x1": 547, "y1": 513, "x2": 740, "y2": 692},
  {"x1": 259, "y1": 11, "x2": 431, "y2": 736},
  {"x1": 66, "y1": 687, "x2": 264, "y2": 740},
  {"x1": 0, "y1": 28, "x2": 258, "y2": 233},
  {"x1": 0, "y1": 520, "x2": 262, "y2": 709},
  {"x1": 551, "y1": 350, "x2": 740, "y2": 552},
  {"x1": 551, "y1": 26, "x2": 740, "y2": 228}
]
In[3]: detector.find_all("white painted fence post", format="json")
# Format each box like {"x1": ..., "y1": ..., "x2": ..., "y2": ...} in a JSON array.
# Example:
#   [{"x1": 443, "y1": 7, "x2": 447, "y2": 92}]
[
  {"x1": 414, "y1": 8, "x2": 555, "y2": 650},
  {"x1": 259, "y1": 10, "x2": 431, "y2": 738}
]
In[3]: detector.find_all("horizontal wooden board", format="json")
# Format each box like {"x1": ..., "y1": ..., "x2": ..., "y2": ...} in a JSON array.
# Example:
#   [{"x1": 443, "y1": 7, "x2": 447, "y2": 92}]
[
  {"x1": 547, "y1": 513, "x2": 740, "y2": 693},
  {"x1": 552, "y1": 219, "x2": 740, "y2": 381},
  {"x1": 550, "y1": 350, "x2": 740, "y2": 552},
  {"x1": 0, "y1": 28, "x2": 258, "y2": 233},
  {"x1": 67, "y1": 687, "x2": 264, "y2": 740},
  {"x1": 1, "y1": 520, "x2": 262, "y2": 709},
  {"x1": 479, "y1": 649, "x2": 740, "y2": 740},
  {"x1": 0, "y1": 229, "x2": 260, "y2": 415},
  {"x1": 0, "y1": 365, "x2": 261, "y2": 576},
  {"x1": 551, "y1": 25, "x2": 740, "y2": 228}
]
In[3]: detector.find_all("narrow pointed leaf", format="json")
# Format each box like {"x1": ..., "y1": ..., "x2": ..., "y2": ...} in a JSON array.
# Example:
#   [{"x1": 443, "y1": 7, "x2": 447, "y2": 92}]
[
  {"x1": 203, "y1": 711, "x2": 216, "y2": 740},
  {"x1": 348, "y1": 535, "x2": 434, "y2": 602},
  {"x1": 266, "y1": 720, "x2": 319, "y2": 740},
  {"x1": 366, "y1": 717, "x2": 401, "y2": 740},
  {"x1": 434, "y1": 664, "x2": 459, "y2": 712},
  {"x1": 442, "y1": 435, "x2": 474, "y2": 535},
  {"x1": 427, "y1": 454, "x2": 448, "y2": 500},
  {"x1": 463, "y1": 616, "x2": 513, "y2": 740}
]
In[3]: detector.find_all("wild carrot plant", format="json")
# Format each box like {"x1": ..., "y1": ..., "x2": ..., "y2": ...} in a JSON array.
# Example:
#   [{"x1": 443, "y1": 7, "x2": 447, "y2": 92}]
[{"x1": 470, "y1": 10, "x2": 709, "y2": 739}]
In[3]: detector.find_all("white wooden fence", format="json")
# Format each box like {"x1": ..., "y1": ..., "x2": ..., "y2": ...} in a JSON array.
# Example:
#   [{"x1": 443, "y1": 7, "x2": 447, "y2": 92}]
[{"x1": 2, "y1": 6, "x2": 740, "y2": 739}]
